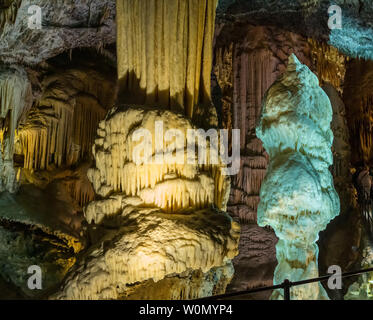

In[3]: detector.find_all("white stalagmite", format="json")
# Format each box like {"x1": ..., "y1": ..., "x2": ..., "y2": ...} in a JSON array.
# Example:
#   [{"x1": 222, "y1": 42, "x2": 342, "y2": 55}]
[
  {"x1": 116, "y1": 0, "x2": 217, "y2": 118},
  {"x1": 0, "y1": 65, "x2": 31, "y2": 193},
  {"x1": 256, "y1": 54, "x2": 340, "y2": 300},
  {"x1": 53, "y1": 107, "x2": 240, "y2": 300}
]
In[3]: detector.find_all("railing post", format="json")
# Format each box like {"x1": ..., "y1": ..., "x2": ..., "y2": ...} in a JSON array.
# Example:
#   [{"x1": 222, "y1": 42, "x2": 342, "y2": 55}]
[{"x1": 283, "y1": 279, "x2": 291, "y2": 300}]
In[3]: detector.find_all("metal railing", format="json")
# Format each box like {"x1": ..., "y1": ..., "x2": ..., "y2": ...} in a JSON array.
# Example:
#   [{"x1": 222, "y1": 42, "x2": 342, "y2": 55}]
[{"x1": 199, "y1": 267, "x2": 373, "y2": 300}]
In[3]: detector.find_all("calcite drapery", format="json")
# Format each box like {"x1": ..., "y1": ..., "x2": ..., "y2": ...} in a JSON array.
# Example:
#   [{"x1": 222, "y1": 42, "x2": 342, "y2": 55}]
[
  {"x1": 256, "y1": 54, "x2": 340, "y2": 300},
  {"x1": 53, "y1": 106, "x2": 240, "y2": 300},
  {"x1": 116, "y1": 0, "x2": 217, "y2": 118},
  {"x1": 0, "y1": 65, "x2": 31, "y2": 193},
  {"x1": 343, "y1": 59, "x2": 373, "y2": 166},
  {"x1": 16, "y1": 68, "x2": 116, "y2": 171}
]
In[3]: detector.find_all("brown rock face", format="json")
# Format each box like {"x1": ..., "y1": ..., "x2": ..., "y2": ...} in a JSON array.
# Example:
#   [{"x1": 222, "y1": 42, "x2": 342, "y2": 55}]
[{"x1": 213, "y1": 22, "x2": 362, "y2": 298}]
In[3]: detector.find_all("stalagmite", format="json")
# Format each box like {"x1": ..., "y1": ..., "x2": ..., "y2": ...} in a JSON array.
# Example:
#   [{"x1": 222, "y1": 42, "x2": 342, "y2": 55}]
[
  {"x1": 87, "y1": 108, "x2": 230, "y2": 212},
  {"x1": 256, "y1": 54, "x2": 340, "y2": 300},
  {"x1": 214, "y1": 25, "x2": 313, "y2": 223},
  {"x1": 213, "y1": 24, "x2": 316, "y2": 296}
]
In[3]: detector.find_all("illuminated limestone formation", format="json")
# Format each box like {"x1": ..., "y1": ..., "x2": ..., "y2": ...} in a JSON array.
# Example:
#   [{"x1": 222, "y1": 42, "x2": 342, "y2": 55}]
[
  {"x1": 256, "y1": 54, "x2": 340, "y2": 300},
  {"x1": 0, "y1": 183, "x2": 84, "y2": 297},
  {"x1": 0, "y1": 66, "x2": 31, "y2": 193},
  {"x1": 0, "y1": 0, "x2": 20, "y2": 30},
  {"x1": 53, "y1": 106, "x2": 240, "y2": 300},
  {"x1": 52, "y1": 0, "x2": 240, "y2": 300},
  {"x1": 15, "y1": 68, "x2": 115, "y2": 171},
  {"x1": 214, "y1": 25, "x2": 313, "y2": 223},
  {"x1": 116, "y1": 0, "x2": 217, "y2": 118},
  {"x1": 345, "y1": 236, "x2": 373, "y2": 300},
  {"x1": 87, "y1": 107, "x2": 231, "y2": 213}
]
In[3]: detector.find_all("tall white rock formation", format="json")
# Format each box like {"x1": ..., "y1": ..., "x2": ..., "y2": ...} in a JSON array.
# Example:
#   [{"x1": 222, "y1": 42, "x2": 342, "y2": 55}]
[{"x1": 256, "y1": 54, "x2": 340, "y2": 300}]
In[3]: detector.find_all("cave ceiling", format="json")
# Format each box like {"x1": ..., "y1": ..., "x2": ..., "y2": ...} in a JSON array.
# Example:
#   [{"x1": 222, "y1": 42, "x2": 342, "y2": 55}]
[{"x1": 0, "y1": 0, "x2": 373, "y2": 66}]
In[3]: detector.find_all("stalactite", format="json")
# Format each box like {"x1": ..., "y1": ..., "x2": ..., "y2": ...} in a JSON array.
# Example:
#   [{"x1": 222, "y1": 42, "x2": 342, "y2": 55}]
[
  {"x1": 215, "y1": 26, "x2": 313, "y2": 223},
  {"x1": 0, "y1": 66, "x2": 31, "y2": 192},
  {"x1": 116, "y1": 0, "x2": 217, "y2": 118},
  {"x1": 65, "y1": 163, "x2": 95, "y2": 207},
  {"x1": 87, "y1": 107, "x2": 231, "y2": 212},
  {"x1": 213, "y1": 44, "x2": 233, "y2": 138},
  {"x1": 324, "y1": 83, "x2": 351, "y2": 179}
]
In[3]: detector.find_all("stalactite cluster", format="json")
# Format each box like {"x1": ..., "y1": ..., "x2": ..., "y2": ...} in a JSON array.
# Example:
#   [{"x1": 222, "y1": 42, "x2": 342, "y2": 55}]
[
  {"x1": 256, "y1": 55, "x2": 340, "y2": 300},
  {"x1": 308, "y1": 39, "x2": 346, "y2": 93},
  {"x1": 87, "y1": 107, "x2": 230, "y2": 213},
  {"x1": 116, "y1": 0, "x2": 217, "y2": 118},
  {"x1": 16, "y1": 68, "x2": 115, "y2": 171},
  {"x1": 0, "y1": 0, "x2": 21, "y2": 31},
  {"x1": 343, "y1": 59, "x2": 373, "y2": 166},
  {"x1": 214, "y1": 25, "x2": 313, "y2": 223}
]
